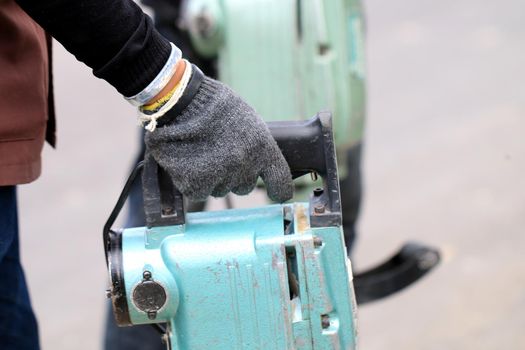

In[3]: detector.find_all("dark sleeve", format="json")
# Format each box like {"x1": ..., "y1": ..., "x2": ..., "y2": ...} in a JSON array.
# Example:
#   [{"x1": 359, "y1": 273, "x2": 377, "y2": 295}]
[{"x1": 15, "y1": 0, "x2": 171, "y2": 97}]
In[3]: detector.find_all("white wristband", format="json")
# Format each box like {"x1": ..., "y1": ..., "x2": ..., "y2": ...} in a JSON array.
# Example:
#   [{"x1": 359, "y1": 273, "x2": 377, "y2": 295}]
[{"x1": 124, "y1": 43, "x2": 182, "y2": 107}]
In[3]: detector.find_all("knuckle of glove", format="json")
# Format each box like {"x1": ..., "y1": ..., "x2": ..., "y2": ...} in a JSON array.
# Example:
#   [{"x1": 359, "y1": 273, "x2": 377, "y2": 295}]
[{"x1": 231, "y1": 172, "x2": 259, "y2": 196}]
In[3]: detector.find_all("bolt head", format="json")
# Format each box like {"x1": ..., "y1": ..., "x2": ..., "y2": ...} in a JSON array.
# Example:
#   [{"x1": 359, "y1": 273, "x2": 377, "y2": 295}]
[
  {"x1": 143, "y1": 270, "x2": 152, "y2": 280},
  {"x1": 314, "y1": 204, "x2": 325, "y2": 214},
  {"x1": 162, "y1": 207, "x2": 174, "y2": 215},
  {"x1": 313, "y1": 236, "x2": 323, "y2": 247},
  {"x1": 321, "y1": 314, "x2": 330, "y2": 329}
]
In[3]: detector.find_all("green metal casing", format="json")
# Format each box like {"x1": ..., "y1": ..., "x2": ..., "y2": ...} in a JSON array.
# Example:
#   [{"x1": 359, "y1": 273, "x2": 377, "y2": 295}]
[
  {"x1": 120, "y1": 203, "x2": 357, "y2": 349},
  {"x1": 186, "y1": 0, "x2": 366, "y2": 154}
]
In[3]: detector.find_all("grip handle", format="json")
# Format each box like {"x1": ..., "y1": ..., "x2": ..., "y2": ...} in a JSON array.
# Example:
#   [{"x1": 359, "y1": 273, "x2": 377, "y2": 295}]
[
  {"x1": 104, "y1": 112, "x2": 341, "y2": 268},
  {"x1": 269, "y1": 113, "x2": 331, "y2": 179},
  {"x1": 269, "y1": 112, "x2": 342, "y2": 227},
  {"x1": 120, "y1": 112, "x2": 342, "y2": 230}
]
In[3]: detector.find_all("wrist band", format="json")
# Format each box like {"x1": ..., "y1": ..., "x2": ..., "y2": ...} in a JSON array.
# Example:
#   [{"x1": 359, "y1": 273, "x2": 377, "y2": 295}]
[
  {"x1": 124, "y1": 43, "x2": 182, "y2": 107},
  {"x1": 138, "y1": 60, "x2": 193, "y2": 132},
  {"x1": 154, "y1": 64, "x2": 204, "y2": 127}
]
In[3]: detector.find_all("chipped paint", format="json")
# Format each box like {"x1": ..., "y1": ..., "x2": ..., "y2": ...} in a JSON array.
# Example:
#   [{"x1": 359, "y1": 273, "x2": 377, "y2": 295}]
[{"x1": 295, "y1": 203, "x2": 310, "y2": 234}]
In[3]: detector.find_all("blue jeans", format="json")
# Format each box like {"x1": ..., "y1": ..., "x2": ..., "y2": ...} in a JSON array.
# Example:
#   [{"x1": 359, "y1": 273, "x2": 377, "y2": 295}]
[{"x1": 0, "y1": 186, "x2": 40, "y2": 350}]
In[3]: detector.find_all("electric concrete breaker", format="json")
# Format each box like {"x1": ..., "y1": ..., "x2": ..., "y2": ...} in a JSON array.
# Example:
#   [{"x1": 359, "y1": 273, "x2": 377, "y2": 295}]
[{"x1": 104, "y1": 113, "x2": 358, "y2": 349}]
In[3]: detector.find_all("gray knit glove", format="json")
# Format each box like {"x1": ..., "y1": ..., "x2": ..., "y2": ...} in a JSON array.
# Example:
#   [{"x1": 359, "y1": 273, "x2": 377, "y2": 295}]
[{"x1": 144, "y1": 73, "x2": 293, "y2": 202}]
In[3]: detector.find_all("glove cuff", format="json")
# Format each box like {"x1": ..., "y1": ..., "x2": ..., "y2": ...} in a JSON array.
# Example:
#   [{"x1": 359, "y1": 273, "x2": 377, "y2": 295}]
[{"x1": 155, "y1": 64, "x2": 206, "y2": 128}]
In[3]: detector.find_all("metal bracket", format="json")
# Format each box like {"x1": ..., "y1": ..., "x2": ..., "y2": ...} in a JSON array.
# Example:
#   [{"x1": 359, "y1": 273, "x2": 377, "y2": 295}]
[{"x1": 142, "y1": 153, "x2": 185, "y2": 228}]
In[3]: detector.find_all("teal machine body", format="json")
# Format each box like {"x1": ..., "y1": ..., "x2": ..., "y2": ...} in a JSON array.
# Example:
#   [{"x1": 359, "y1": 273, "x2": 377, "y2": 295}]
[
  {"x1": 118, "y1": 205, "x2": 356, "y2": 349},
  {"x1": 105, "y1": 114, "x2": 358, "y2": 349}
]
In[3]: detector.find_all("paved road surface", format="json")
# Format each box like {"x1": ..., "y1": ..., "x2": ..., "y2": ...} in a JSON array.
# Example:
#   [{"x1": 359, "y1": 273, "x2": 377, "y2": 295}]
[{"x1": 18, "y1": 0, "x2": 525, "y2": 349}]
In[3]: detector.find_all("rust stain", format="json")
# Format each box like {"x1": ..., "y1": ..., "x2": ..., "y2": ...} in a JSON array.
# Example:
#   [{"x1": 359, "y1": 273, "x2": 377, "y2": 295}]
[{"x1": 295, "y1": 203, "x2": 310, "y2": 233}]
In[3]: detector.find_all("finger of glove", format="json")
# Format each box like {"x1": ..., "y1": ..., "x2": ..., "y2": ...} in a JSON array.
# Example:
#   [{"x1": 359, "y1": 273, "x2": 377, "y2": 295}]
[
  {"x1": 180, "y1": 182, "x2": 215, "y2": 202},
  {"x1": 231, "y1": 172, "x2": 259, "y2": 196},
  {"x1": 211, "y1": 177, "x2": 236, "y2": 198},
  {"x1": 260, "y1": 162, "x2": 293, "y2": 203},
  {"x1": 163, "y1": 165, "x2": 218, "y2": 202}
]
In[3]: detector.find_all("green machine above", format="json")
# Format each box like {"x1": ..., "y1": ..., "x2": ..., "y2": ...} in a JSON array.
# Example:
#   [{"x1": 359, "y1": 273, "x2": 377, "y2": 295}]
[{"x1": 184, "y1": 0, "x2": 366, "y2": 150}]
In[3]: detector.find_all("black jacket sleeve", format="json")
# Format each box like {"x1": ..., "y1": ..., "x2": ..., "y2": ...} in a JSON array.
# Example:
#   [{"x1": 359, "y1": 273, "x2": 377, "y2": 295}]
[{"x1": 15, "y1": 0, "x2": 171, "y2": 97}]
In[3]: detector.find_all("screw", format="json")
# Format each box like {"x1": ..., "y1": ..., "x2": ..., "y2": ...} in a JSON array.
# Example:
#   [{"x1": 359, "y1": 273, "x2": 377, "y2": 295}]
[
  {"x1": 162, "y1": 207, "x2": 174, "y2": 216},
  {"x1": 314, "y1": 204, "x2": 325, "y2": 214},
  {"x1": 321, "y1": 314, "x2": 330, "y2": 329},
  {"x1": 313, "y1": 187, "x2": 324, "y2": 197},
  {"x1": 313, "y1": 236, "x2": 323, "y2": 247},
  {"x1": 147, "y1": 311, "x2": 157, "y2": 320},
  {"x1": 143, "y1": 270, "x2": 152, "y2": 280}
]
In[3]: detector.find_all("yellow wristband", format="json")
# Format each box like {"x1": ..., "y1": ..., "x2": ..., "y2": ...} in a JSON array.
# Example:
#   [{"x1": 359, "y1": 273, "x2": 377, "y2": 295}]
[{"x1": 141, "y1": 77, "x2": 184, "y2": 113}]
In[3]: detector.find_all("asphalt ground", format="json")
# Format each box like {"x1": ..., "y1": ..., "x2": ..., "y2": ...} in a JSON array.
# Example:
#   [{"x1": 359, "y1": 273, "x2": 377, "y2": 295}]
[{"x1": 18, "y1": 1, "x2": 525, "y2": 349}]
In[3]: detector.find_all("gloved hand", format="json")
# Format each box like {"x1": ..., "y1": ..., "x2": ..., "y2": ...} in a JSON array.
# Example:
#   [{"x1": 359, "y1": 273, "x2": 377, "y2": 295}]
[{"x1": 144, "y1": 66, "x2": 293, "y2": 202}]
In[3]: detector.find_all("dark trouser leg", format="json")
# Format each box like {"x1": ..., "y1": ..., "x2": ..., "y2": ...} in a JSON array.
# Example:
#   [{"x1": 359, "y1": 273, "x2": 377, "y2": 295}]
[
  {"x1": 0, "y1": 186, "x2": 40, "y2": 350},
  {"x1": 339, "y1": 143, "x2": 363, "y2": 255}
]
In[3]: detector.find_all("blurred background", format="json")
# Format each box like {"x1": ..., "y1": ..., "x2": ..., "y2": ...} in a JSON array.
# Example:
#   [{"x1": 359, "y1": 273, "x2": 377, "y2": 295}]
[{"x1": 18, "y1": 0, "x2": 524, "y2": 349}]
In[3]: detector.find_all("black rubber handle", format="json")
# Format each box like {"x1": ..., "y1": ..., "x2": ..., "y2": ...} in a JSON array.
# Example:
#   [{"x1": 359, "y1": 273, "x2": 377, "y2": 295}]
[
  {"x1": 269, "y1": 112, "x2": 342, "y2": 227},
  {"x1": 104, "y1": 112, "x2": 342, "y2": 265},
  {"x1": 268, "y1": 115, "x2": 328, "y2": 179}
]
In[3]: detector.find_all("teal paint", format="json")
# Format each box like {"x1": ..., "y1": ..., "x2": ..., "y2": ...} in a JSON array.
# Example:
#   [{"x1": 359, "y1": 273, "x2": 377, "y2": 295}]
[
  {"x1": 120, "y1": 203, "x2": 357, "y2": 349},
  {"x1": 185, "y1": 0, "x2": 367, "y2": 150}
]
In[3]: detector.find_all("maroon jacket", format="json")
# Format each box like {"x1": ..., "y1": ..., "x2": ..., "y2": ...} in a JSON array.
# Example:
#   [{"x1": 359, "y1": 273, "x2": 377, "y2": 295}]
[
  {"x1": 1, "y1": 0, "x2": 170, "y2": 185},
  {"x1": 0, "y1": 0, "x2": 54, "y2": 185}
]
